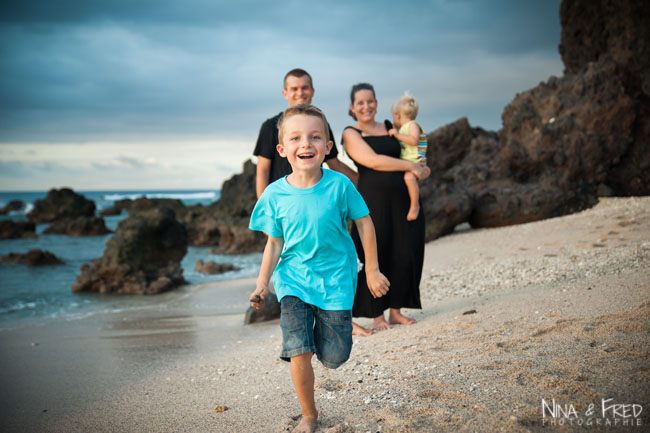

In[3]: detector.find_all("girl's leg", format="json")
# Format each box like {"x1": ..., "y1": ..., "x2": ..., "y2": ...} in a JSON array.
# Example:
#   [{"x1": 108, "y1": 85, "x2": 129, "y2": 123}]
[
  {"x1": 290, "y1": 352, "x2": 318, "y2": 433},
  {"x1": 404, "y1": 172, "x2": 420, "y2": 221},
  {"x1": 389, "y1": 308, "x2": 416, "y2": 325}
]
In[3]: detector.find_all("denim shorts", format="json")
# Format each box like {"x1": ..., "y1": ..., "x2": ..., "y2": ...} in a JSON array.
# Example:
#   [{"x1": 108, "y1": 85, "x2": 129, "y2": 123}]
[{"x1": 280, "y1": 296, "x2": 353, "y2": 369}]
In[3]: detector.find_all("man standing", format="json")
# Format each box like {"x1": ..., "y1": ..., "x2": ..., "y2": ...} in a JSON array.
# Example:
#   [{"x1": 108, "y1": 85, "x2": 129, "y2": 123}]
[{"x1": 253, "y1": 68, "x2": 357, "y2": 198}]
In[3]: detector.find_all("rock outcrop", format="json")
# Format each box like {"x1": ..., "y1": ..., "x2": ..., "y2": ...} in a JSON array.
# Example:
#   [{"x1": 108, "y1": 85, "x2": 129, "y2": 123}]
[
  {"x1": 213, "y1": 159, "x2": 258, "y2": 218},
  {"x1": 99, "y1": 206, "x2": 123, "y2": 216},
  {"x1": 27, "y1": 188, "x2": 96, "y2": 223},
  {"x1": 194, "y1": 259, "x2": 241, "y2": 275},
  {"x1": 71, "y1": 208, "x2": 188, "y2": 295},
  {"x1": 180, "y1": 160, "x2": 265, "y2": 253},
  {"x1": 419, "y1": 0, "x2": 649, "y2": 237},
  {"x1": 0, "y1": 249, "x2": 63, "y2": 266},
  {"x1": 558, "y1": 0, "x2": 650, "y2": 196},
  {"x1": 0, "y1": 200, "x2": 25, "y2": 215},
  {"x1": 44, "y1": 216, "x2": 111, "y2": 236},
  {"x1": 0, "y1": 221, "x2": 38, "y2": 239}
]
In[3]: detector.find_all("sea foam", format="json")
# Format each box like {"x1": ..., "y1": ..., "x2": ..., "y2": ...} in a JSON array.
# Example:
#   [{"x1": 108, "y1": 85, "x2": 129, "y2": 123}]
[{"x1": 103, "y1": 191, "x2": 218, "y2": 201}]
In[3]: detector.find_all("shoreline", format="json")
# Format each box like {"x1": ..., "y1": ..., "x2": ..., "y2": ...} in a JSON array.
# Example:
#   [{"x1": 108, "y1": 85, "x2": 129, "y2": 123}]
[{"x1": 1, "y1": 197, "x2": 648, "y2": 432}]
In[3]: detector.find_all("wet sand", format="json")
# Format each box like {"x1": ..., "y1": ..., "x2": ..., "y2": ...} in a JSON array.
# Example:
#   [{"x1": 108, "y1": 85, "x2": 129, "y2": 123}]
[{"x1": 1, "y1": 197, "x2": 648, "y2": 432}]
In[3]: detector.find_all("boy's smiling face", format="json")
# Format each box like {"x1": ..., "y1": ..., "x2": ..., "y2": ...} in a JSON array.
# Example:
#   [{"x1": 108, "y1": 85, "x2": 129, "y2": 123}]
[{"x1": 277, "y1": 114, "x2": 332, "y2": 173}]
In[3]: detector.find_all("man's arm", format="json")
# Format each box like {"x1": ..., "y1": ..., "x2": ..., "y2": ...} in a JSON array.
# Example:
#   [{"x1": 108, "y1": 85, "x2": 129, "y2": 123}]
[
  {"x1": 325, "y1": 157, "x2": 359, "y2": 185},
  {"x1": 256, "y1": 156, "x2": 272, "y2": 198}
]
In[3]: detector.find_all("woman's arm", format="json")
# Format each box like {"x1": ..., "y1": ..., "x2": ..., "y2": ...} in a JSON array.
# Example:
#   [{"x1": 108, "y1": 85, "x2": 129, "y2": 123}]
[
  {"x1": 250, "y1": 235, "x2": 284, "y2": 309},
  {"x1": 343, "y1": 127, "x2": 429, "y2": 179},
  {"x1": 353, "y1": 215, "x2": 390, "y2": 298}
]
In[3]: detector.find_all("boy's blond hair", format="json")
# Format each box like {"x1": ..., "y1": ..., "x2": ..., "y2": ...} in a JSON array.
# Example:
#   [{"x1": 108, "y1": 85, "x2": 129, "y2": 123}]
[
  {"x1": 277, "y1": 104, "x2": 330, "y2": 144},
  {"x1": 391, "y1": 92, "x2": 419, "y2": 120}
]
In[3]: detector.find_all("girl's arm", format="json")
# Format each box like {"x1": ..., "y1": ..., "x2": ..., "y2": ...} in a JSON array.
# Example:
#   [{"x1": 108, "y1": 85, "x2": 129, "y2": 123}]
[
  {"x1": 343, "y1": 127, "x2": 429, "y2": 180},
  {"x1": 250, "y1": 235, "x2": 284, "y2": 309},
  {"x1": 388, "y1": 122, "x2": 420, "y2": 147},
  {"x1": 353, "y1": 215, "x2": 390, "y2": 298}
]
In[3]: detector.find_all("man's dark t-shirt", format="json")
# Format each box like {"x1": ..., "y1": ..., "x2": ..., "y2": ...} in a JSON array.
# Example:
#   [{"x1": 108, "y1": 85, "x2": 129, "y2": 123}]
[{"x1": 253, "y1": 112, "x2": 339, "y2": 183}]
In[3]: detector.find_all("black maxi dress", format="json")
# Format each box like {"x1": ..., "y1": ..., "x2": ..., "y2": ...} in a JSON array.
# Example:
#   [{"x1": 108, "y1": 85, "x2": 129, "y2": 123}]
[{"x1": 344, "y1": 127, "x2": 424, "y2": 318}]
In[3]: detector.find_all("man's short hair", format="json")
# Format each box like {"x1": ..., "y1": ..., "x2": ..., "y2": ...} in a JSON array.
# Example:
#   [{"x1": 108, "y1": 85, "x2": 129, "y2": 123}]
[{"x1": 284, "y1": 68, "x2": 313, "y2": 89}]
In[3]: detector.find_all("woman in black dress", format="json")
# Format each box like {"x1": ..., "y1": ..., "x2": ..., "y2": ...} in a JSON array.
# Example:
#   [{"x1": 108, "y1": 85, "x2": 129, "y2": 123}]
[{"x1": 343, "y1": 83, "x2": 429, "y2": 333}]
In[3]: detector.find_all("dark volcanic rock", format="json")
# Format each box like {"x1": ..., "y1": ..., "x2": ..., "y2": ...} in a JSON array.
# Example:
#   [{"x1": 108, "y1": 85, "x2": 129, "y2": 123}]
[
  {"x1": 0, "y1": 221, "x2": 38, "y2": 239},
  {"x1": 27, "y1": 188, "x2": 96, "y2": 223},
  {"x1": 1, "y1": 249, "x2": 63, "y2": 266},
  {"x1": 214, "y1": 159, "x2": 258, "y2": 218},
  {"x1": 558, "y1": 0, "x2": 650, "y2": 195},
  {"x1": 99, "y1": 206, "x2": 123, "y2": 216},
  {"x1": 244, "y1": 292, "x2": 281, "y2": 324},
  {"x1": 194, "y1": 259, "x2": 241, "y2": 275},
  {"x1": 0, "y1": 200, "x2": 25, "y2": 215},
  {"x1": 215, "y1": 221, "x2": 266, "y2": 254},
  {"x1": 126, "y1": 198, "x2": 186, "y2": 215},
  {"x1": 467, "y1": 179, "x2": 598, "y2": 228},
  {"x1": 559, "y1": 0, "x2": 650, "y2": 95},
  {"x1": 419, "y1": 185, "x2": 472, "y2": 241},
  {"x1": 179, "y1": 160, "x2": 265, "y2": 253},
  {"x1": 44, "y1": 216, "x2": 111, "y2": 236},
  {"x1": 179, "y1": 207, "x2": 221, "y2": 246},
  {"x1": 418, "y1": 0, "x2": 650, "y2": 235},
  {"x1": 498, "y1": 58, "x2": 637, "y2": 188},
  {"x1": 71, "y1": 208, "x2": 188, "y2": 295}
]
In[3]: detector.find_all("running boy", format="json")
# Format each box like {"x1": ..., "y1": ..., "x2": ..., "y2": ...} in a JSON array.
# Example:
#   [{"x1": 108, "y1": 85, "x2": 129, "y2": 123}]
[
  {"x1": 249, "y1": 104, "x2": 389, "y2": 433},
  {"x1": 388, "y1": 93, "x2": 427, "y2": 221}
]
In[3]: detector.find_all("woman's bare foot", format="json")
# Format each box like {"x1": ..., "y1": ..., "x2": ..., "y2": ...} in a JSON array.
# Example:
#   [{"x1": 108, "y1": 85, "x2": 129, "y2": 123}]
[
  {"x1": 292, "y1": 414, "x2": 318, "y2": 433},
  {"x1": 373, "y1": 316, "x2": 391, "y2": 331},
  {"x1": 406, "y1": 203, "x2": 420, "y2": 221},
  {"x1": 389, "y1": 309, "x2": 416, "y2": 325},
  {"x1": 352, "y1": 321, "x2": 374, "y2": 336}
]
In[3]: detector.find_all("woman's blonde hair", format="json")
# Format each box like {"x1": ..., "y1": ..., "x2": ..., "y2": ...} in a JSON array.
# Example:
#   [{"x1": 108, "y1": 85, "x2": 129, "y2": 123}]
[
  {"x1": 277, "y1": 104, "x2": 330, "y2": 143},
  {"x1": 391, "y1": 92, "x2": 418, "y2": 120}
]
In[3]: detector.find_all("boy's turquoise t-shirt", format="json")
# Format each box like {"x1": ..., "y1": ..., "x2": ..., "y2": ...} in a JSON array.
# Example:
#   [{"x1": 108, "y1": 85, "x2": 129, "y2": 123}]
[{"x1": 249, "y1": 169, "x2": 369, "y2": 310}]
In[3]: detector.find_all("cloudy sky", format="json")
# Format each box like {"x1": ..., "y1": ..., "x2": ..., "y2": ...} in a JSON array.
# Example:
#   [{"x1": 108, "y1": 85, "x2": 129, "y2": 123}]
[{"x1": 0, "y1": 0, "x2": 563, "y2": 191}]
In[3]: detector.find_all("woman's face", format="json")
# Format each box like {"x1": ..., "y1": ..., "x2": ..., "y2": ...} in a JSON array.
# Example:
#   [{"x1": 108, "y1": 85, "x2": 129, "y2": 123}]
[{"x1": 350, "y1": 89, "x2": 377, "y2": 122}]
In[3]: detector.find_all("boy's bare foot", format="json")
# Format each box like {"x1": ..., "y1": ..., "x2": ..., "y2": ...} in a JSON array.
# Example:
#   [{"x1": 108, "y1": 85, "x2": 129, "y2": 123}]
[
  {"x1": 373, "y1": 316, "x2": 391, "y2": 331},
  {"x1": 389, "y1": 309, "x2": 416, "y2": 325},
  {"x1": 406, "y1": 204, "x2": 420, "y2": 221},
  {"x1": 352, "y1": 321, "x2": 374, "y2": 336},
  {"x1": 292, "y1": 414, "x2": 318, "y2": 433}
]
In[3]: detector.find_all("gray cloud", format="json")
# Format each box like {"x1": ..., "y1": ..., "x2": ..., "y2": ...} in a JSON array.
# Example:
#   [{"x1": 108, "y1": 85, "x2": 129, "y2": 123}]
[
  {"x1": 0, "y1": 0, "x2": 563, "y2": 189},
  {"x1": 115, "y1": 155, "x2": 156, "y2": 168}
]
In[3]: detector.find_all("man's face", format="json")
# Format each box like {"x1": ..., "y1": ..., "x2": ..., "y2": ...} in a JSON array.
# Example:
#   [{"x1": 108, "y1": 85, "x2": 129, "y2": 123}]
[{"x1": 282, "y1": 75, "x2": 314, "y2": 107}]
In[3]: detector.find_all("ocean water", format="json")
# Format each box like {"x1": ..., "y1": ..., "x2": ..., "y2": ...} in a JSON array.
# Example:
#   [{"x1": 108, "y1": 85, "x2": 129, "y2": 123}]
[{"x1": 0, "y1": 190, "x2": 261, "y2": 331}]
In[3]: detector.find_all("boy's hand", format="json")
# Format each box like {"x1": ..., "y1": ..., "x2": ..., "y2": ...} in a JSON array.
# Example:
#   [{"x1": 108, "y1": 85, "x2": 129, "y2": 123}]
[
  {"x1": 388, "y1": 128, "x2": 397, "y2": 137},
  {"x1": 249, "y1": 285, "x2": 270, "y2": 310},
  {"x1": 366, "y1": 269, "x2": 390, "y2": 298}
]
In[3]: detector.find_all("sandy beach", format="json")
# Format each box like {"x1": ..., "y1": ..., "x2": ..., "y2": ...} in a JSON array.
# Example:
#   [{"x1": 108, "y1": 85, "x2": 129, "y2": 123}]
[{"x1": 1, "y1": 197, "x2": 648, "y2": 432}]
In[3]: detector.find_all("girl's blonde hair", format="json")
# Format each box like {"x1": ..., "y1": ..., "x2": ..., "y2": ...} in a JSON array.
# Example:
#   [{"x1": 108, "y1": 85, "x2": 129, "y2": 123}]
[{"x1": 391, "y1": 92, "x2": 418, "y2": 120}]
